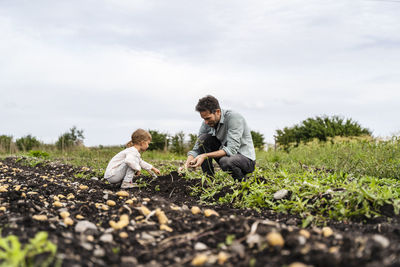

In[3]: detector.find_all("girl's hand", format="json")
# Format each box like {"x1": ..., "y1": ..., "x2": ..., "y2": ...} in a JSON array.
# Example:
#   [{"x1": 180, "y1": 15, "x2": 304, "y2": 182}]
[{"x1": 152, "y1": 168, "x2": 161, "y2": 175}]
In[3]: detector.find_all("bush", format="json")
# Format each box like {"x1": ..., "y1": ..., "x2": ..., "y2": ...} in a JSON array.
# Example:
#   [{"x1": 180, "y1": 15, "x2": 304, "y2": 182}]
[
  {"x1": 28, "y1": 150, "x2": 50, "y2": 158},
  {"x1": 251, "y1": 130, "x2": 265, "y2": 150},
  {"x1": 56, "y1": 126, "x2": 84, "y2": 150},
  {"x1": 275, "y1": 115, "x2": 371, "y2": 150},
  {"x1": 148, "y1": 130, "x2": 168, "y2": 151},
  {"x1": 170, "y1": 131, "x2": 185, "y2": 154},
  {"x1": 0, "y1": 135, "x2": 13, "y2": 152},
  {"x1": 188, "y1": 133, "x2": 198, "y2": 150},
  {"x1": 15, "y1": 135, "x2": 41, "y2": 151}
]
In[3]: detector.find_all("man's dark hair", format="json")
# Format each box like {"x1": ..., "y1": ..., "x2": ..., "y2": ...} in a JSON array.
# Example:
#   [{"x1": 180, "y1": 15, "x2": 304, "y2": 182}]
[{"x1": 195, "y1": 95, "x2": 221, "y2": 113}]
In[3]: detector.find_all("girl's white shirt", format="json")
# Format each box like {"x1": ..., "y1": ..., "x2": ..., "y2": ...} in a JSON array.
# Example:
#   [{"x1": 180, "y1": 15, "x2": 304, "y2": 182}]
[{"x1": 104, "y1": 147, "x2": 153, "y2": 178}]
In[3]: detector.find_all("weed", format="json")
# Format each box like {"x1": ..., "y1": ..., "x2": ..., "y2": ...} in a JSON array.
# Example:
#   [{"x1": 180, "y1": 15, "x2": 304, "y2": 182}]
[
  {"x1": 0, "y1": 231, "x2": 57, "y2": 267},
  {"x1": 27, "y1": 151, "x2": 49, "y2": 159}
]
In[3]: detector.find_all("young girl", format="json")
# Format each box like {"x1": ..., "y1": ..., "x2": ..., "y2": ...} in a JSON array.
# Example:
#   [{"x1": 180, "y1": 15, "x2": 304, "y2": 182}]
[{"x1": 104, "y1": 129, "x2": 160, "y2": 189}]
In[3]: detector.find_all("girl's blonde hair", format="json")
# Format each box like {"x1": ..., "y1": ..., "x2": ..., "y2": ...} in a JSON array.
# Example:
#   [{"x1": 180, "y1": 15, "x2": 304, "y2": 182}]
[{"x1": 126, "y1": 129, "x2": 152, "y2": 148}]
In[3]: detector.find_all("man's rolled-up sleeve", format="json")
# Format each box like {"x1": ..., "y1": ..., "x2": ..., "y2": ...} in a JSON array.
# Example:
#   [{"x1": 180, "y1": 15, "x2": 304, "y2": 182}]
[
  {"x1": 222, "y1": 116, "x2": 244, "y2": 156},
  {"x1": 187, "y1": 123, "x2": 208, "y2": 158}
]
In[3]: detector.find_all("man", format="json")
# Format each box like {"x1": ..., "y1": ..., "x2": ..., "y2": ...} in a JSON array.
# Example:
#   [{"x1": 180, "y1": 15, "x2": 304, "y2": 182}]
[{"x1": 184, "y1": 95, "x2": 256, "y2": 180}]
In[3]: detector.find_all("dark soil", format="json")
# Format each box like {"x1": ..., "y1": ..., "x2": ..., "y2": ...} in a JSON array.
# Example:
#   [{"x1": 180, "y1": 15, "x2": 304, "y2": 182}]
[{"x1": 0, "y1": 157, "x2": 399, "y2": 267}]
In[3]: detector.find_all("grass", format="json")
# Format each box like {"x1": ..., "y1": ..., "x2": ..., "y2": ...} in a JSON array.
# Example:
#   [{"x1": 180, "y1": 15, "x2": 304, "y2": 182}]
[{"x1": 1, "y1": 136, "x2": 400, "y2": 224}]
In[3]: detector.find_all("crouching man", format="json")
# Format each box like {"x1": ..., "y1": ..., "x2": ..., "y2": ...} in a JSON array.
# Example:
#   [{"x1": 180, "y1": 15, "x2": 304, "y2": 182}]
[{"x1": 183, "y1": 95, "x2": 256, "y2": 180}]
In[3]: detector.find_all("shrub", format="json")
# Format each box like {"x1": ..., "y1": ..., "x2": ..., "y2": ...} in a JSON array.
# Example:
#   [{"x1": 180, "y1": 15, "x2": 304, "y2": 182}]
[
  {"x1": 188, "y1": 133, "x2": 198, "y2": 150},
  {"x1": 170, "y1": 131, "x2": 185, "y2": 154},
  {"x1": 15, "y1": 135, "x2": 41, "y2": 151},
  {"x1": 0, "y1": 135, "x2": 13, "y2": 152},
  {"x1": 28, "y1": 150, "x2": 50, "y2": 158},
  {"x1": 275, "y1": 115, "x2": 371, "y2": 150},
  {"x1": 148, "y1": 130, "x2": 168, "y2": 151},
  {"x1": 251, "y1": 130, "x2": 265, "y2": 150},
  {"x1": 56, "y1": 126, "x2": 84, "y2": 150}
]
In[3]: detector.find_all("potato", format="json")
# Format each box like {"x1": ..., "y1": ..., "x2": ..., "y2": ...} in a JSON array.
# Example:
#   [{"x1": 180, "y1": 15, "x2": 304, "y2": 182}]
[
  {"x1": 204, "y1": 209, "x2": 219, "y2": 217},
  {"x1": 160, "y1": 224, "x2": 173, "y2": 232},
  {"x1": 266, "y1": 232, "x2": 285, "y2": 247},
  {"x1": 191, "y1": 206, "x2": 201, "y2": 215},
  {"x1": 79, "y1": 185, "x2": 88, "y2": 190},
  {"x1": 138, "y1": 206, "x2": 151, "y2": 216},
  {"x1": 191, "y1": 254, "x2": 208, "y2": 266},
  {"x1": 322, "y1": 227, "x2": 333, "y2": 237},
  {"x1": 33, "y1": 215, "x2": 48, "y2": 221},
  {"x1": 53, "y1": 201, "x2": 63, "y2": 208},
  {"x1": 106, "y1": 200, "x2": 116, "y2": 207},
  {"x1": 116, "y1": 191, "x2": 129, "y2": 197},
  {"x1": 59, "y1": 211, "x2": 70, "y2": 219},
  {"x1": 155, "y1": 208, "x2": 168, "y2": 225},
  {"x1": 64, "y1": 217, "x2": 74, "y2": 226}
]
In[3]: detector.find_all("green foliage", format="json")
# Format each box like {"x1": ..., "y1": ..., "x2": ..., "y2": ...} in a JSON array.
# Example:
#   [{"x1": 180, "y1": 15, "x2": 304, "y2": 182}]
[
  {"x1": 170, "y1": 131, "x2": 185, "y2": 155},
  {"x1": 148, "y1": 130, "x2": 168, "y2": 151},
  {"x1": 258, "y1": 136, "x2": 400, "y2": 179},
  {"x1": 27, "y1": 150, "x2": 50, "y2": 159},
  {"x1": 251, "y1": 130, "x2": 265, "y2": 150},
  {"x1": 188, "y1": 133, "x2": 198, "y2": 150},
  {"x1": 0, "y1": 135, "x2": 13, "y2": 152},
  {"x1": 0, "y1": 231, "x2": 57, "y2": 267},
  {"x1": 3, "y1": 135, "x2": 400, "y2": 225},
  {"x1": 275, "y1": 115, "x2": 371, "y2": 150},
  {"x1": 55, "y1": 126, "x2": 84, "y2": 151},
  {"x1": 15, "y1": 135, "x2": 41, "y2": 152}
]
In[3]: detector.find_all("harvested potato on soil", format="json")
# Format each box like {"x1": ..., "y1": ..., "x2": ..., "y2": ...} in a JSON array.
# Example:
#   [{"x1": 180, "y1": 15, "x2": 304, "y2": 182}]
[
  {"x1": 191, "y1": 206, "x2": 201, "y2": 215},
  {"x1": 116, "y1": 191, "x2": 129, "y2": 197},
  {"x1": 155, "y1": 208, "x2": 168, "y2": 224},
  {"x1": 106, "y1": 200, "x2": 116, "y2": 206},
  {"x1": 32, "y1": 215, "x2": 48, "y2": 221},
  {"x1": 204, "y1": 209, "x2": 219, "y2": 217},
  {"x1": 266, "y1": 232, "x2": 285, "y2": 247},
  {"x1": 191, "y1": 254, "x2": 208, "y2": 266}
]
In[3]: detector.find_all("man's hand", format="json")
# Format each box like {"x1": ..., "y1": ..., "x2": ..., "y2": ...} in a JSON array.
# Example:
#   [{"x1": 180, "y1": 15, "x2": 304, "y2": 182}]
[
  {"x1": 191, "y1": 154, "x2": 208, "y2": 168},
  {"x1": 184, "y1": 155, "x2": 195, "y2": 169}
]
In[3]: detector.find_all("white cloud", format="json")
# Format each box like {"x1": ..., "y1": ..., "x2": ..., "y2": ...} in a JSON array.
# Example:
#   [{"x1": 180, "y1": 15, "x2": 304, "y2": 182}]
[{"x1": 1, "y1": 0, "x2": 400, "y2": 146}]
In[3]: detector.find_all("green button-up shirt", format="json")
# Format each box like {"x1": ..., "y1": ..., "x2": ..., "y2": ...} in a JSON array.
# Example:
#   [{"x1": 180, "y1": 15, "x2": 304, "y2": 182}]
[{"x1": 188, "y1": 109, "x2": 256, "y2": 161}]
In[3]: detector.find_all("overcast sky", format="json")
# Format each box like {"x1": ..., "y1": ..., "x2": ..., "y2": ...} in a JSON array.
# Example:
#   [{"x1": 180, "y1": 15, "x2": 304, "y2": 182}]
[{"x1": 1, "y1": 0, "x2": 400, "y2": 146}]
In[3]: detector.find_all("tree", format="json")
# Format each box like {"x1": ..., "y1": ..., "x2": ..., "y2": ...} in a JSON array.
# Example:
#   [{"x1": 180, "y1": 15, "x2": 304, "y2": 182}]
[
  {"x1": 15, "y1": 135, "x2": 41, "y2": 151},
  {"x1": 148, "y1": 130, "x2": 169, "y2": 151},
  {"x1": 56, "y1": 126, "x2": 84, "y2": 150},
  {"x1": 0, "y1": 135, "x2": 13, "y2": 152},
  {"x1": 251, "y1": 130, "x2": 265, "y2": 150},
  {"x1": 188, "y1": 133, "x2": 198, "y2": 150},
  {"x1": 170, "y1": 131, "x2": 185, "y2": 154},
  {"x1": 275, "y1": 115, "x2": 371, "y2": 150}
]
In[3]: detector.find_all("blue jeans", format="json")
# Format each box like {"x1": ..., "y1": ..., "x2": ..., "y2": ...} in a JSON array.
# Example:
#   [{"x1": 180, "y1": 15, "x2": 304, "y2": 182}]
[{"x1": 197, "y1": 134, "x2": 255, "y2": 180}]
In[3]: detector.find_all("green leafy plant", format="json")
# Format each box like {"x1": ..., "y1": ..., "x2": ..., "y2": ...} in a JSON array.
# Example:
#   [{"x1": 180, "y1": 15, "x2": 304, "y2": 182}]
[
  {"x1": 0, "y1": 231, "x2": 57, "y2": 267},
  {"x1": 27, "y1": 151, "x2": 49, "y2": 159}
]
